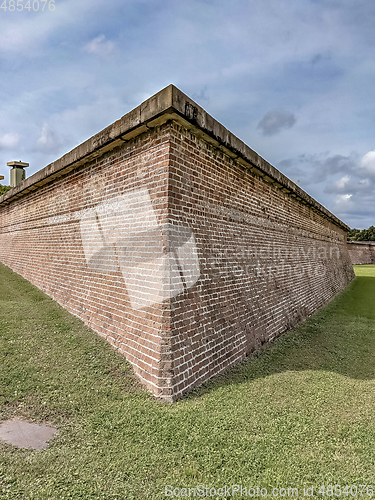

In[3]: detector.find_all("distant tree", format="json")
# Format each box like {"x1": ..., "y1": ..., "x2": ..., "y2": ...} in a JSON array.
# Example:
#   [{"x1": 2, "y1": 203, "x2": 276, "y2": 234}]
[
  {"x1": 348, "y1": 225, "x2": 375, "y2": 241},
  {"x1": 347, "y1": 228, "x2": 361, "y2": 241},
  {"x1": 0, "y1": 184, "x2": 11, "y2": 196}
]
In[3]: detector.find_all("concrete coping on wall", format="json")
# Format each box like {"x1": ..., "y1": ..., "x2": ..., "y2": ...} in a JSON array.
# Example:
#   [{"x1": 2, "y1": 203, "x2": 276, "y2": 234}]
[
  {"x1": 347, "y1": 241, "x2": 375, "y2": 245},
  {"x1": 0, "y1": 84, "x2": 349, "y2": 231}
]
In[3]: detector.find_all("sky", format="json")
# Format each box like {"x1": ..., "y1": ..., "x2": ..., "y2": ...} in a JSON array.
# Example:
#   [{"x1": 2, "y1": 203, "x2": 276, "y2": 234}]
[{"x1": 0, "y1": 0, "x2": 374, "y2": 229}]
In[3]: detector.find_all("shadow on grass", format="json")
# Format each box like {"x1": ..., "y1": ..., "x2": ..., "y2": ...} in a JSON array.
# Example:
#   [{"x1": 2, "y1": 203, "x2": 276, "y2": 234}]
[{"x1": 184, "y1": 270, "x2": 375, "y2": 400}]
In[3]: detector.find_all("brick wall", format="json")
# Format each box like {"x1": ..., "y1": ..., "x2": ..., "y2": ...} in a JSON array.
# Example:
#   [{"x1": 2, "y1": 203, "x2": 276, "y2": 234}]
[
  {"x1": 166, "y1": 122, "x2": 354, "y2": 399},
  {"x1": 0, "y1": 85, "x2": 355, "y2": 401},
  {"x1": 347, "y1": 242, "x2": 375, "y2": 265},
  {"x1": 0, "y1": 126, "x2": 172, "y2": 396}
]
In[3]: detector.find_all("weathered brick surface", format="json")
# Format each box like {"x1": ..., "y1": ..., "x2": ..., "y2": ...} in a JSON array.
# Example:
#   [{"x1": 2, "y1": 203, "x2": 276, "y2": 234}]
[
  {"x1": 347, "y1": 241, "x2": 375, "y2": 265},
  {"x1": 0, "y1": 86, "x2": 355, "y2": 401},
  {"x1": 166, "y1": 122, "x2": 354, "y2": 399},
  {"x1": 0, "y1": 126, "x2": 172, "y2": 397}
]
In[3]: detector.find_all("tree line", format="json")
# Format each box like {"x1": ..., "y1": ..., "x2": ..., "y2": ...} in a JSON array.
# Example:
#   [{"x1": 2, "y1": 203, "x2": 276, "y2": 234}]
[
  {"x1": 347, "y1": 226, "x2": 375, "y2": 242},
  {"x1": 0, "y1": 184, "x2": 11, "y2": 196}
]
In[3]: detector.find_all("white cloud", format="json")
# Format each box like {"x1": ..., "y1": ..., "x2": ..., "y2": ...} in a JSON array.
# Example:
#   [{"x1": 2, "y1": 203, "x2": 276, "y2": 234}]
[
  {"x1": 0, "y1": 133, "x2": 19, "y2": 149},
  {"x1": 335, "y1": 175, "x2": 351, "y2": 190},
  {"x1": 0, "y1": 0, "x2": 94, "y2": 55},
  {"x1": 36, "y1": 123, "x2": 63, "y2": 154},
  {"x1": 83, "y1": 34, "x2": 115, "y2": 57},
  {"x1": 360, "y1": 150, "x2": 375, "y2": 175},
  {"x1": 333, "y1": 193, "x2": 354, "y2": 212},
  {"x1": 342, "y1": 194, "x2": 352, "y2": 201},
  {"x1": 0, "y1": 28, "x2": 27, "y2": 54}
]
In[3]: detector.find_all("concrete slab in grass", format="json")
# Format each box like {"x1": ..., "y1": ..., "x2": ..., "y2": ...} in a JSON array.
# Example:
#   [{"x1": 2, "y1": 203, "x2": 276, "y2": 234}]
[{"x1": 0, "y1": 418, "x2": 58, "y2": 450}]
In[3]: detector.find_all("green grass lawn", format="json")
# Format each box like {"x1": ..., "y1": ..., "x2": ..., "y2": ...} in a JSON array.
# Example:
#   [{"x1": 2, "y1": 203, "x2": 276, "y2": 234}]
[{"x1": 1, "y1": 263, "x2": 375, "y2": 499}]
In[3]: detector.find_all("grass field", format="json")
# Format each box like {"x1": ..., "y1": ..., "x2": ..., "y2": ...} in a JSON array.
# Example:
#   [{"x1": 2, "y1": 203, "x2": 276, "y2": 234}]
[{"x1": 1, "y1": 263, "x2": 375, "y2": 499}]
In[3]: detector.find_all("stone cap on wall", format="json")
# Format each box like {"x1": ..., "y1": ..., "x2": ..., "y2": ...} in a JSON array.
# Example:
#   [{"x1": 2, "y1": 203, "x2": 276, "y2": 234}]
[
  {"x1": 347, "y1": 241, "x2": 375, "y2": 245},
  {"x1": 0, "y1": 84, "x2": 349, "y2": 231}
]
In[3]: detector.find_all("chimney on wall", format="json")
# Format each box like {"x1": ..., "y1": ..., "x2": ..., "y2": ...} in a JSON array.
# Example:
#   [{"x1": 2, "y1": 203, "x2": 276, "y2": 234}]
[{"x1": 7, "y1": 161, "x2": 29, "y2": 187}]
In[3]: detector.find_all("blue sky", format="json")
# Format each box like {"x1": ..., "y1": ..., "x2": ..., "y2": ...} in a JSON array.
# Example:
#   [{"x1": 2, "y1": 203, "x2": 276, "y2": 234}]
[{"x1": 1, "y1": 0, "x2": 374, "y2": 228}]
